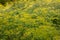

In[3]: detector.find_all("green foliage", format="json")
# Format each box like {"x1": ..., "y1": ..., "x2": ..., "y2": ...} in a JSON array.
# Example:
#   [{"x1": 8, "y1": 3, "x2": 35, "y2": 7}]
[
  {"x1": 0, "y1": 0, "x2": 60, "y2": 40},
  {"x1": 0, "y1": 0, "x2": 16, "y2": 5}
]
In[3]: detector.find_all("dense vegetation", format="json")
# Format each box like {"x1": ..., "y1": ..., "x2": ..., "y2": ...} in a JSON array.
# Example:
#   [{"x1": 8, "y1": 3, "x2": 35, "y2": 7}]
[{"x1": 0, "y1": 0, "x2": 60, "y2": 40}]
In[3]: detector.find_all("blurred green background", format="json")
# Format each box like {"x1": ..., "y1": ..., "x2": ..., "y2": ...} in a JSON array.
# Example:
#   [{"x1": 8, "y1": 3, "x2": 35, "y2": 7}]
[{"x1": 0, "y1": 0, "x2": 60, "y2": 40}]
